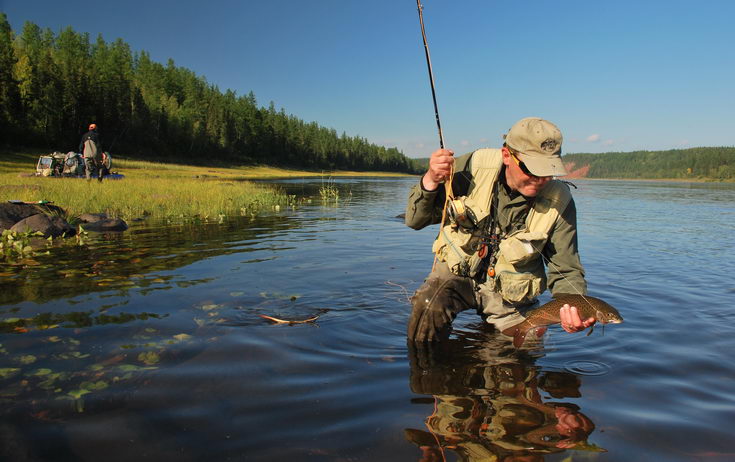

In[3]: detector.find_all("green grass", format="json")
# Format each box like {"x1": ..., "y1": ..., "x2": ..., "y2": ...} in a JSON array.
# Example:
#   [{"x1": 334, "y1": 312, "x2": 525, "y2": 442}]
[{"x1": 0, "y1": 151, "x2": 414, "y2": 220}]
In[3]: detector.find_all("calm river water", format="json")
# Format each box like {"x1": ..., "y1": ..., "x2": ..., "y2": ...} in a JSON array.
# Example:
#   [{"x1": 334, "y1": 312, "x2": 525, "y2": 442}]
[{"x1": 1, "y1": 177, "x2": 734, "y2": 461}]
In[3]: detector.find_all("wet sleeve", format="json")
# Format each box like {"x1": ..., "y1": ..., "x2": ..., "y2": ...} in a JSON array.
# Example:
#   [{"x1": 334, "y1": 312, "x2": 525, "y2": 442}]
[{"x1": 543, "y1": 197, "x2": 587, "y2": 296}]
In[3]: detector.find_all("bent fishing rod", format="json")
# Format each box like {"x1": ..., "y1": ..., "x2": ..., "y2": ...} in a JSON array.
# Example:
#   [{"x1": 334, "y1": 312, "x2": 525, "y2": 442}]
[
  {"x1": 416, "y1": 0, "x2": 445, "y2": 149},
  {"x1": 416, "y1": 0, "x2": 453, "y2": 272}
]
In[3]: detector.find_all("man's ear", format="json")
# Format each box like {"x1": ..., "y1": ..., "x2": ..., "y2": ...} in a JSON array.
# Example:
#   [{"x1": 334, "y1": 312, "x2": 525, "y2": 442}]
[{"x1": 501, "y1": 146, "x2": 511, "y2": 166}]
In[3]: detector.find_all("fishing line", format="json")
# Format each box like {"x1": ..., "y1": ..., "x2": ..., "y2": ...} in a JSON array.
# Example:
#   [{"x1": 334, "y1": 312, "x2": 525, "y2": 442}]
[{"x1": 527, "y1": 241, "x2": 597, "y2": 314}]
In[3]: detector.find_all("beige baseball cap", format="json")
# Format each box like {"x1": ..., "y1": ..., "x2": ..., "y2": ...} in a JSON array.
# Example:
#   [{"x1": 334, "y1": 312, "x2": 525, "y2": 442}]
[{"x1": 505, "y1": 117, "x2": 567, "y2": 177}]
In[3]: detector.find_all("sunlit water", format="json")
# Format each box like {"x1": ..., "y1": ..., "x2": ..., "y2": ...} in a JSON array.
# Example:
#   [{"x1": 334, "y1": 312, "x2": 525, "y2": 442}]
[{"x1": 1, "y1": 177, "x2": 734, "y2": 461}]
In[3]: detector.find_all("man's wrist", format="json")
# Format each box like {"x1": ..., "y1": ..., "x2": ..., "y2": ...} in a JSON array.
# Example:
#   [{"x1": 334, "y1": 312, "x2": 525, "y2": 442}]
[{"x1": 421, "y1": 173, "x2": 440, "y2": 191}]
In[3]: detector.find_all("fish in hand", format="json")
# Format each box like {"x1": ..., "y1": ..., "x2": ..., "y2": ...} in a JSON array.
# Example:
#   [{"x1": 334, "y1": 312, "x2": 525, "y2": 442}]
[{"x1": 503, "y1": 294, "x2": 623, "y2": 348}]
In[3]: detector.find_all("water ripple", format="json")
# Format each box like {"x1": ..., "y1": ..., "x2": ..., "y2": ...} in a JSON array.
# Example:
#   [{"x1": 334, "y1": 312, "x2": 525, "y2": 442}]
[{"x1": 563, "y1": 359, "x2": 612, "y2": 376}]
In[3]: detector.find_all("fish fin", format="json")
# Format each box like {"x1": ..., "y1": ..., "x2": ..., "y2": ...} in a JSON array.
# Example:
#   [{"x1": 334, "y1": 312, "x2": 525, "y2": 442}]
[
  {"x1": 586, "y1": 324, "x2": 594, "y2": 336},
  {"x1": 513, "y1": 328, "x2": 528, "y2": 348}
]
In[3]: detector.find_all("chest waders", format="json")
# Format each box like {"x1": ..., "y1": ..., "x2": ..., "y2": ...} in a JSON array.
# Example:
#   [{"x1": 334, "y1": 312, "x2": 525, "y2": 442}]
[{"x1": 431, "y1": 148, "x2": 572, "y2": 305}]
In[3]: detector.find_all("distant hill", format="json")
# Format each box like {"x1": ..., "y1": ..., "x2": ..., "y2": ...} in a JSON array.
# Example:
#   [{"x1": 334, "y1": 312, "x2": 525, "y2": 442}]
[{"x1": 562, "y1": 147, "x2": 735, "y2": 181}]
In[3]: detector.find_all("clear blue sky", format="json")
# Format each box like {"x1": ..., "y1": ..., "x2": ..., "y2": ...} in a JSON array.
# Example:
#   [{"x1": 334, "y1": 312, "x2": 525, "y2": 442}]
[{"x1": 2, "y1": 0, "x2": 733, "y2": 157}]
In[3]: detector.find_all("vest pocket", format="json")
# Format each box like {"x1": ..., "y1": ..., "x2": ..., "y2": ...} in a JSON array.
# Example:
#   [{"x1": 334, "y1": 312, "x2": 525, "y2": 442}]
[
  {"x1": 498, "y1": 231, "x2": 547, "y2": 265},
  {"x1": 496, "y1": 271, "x2": 543, "y2": 304}
]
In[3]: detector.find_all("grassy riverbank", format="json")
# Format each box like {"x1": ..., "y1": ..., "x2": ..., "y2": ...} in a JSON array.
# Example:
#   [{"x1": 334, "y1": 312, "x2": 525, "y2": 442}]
[{"x1": 0, "y1": 151, "x2": 413, "y2": 220}]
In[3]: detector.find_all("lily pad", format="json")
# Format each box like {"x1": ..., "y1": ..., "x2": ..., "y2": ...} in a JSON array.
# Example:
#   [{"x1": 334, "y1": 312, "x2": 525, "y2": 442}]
[
  {"x1": 18, "y1": 355, "x2": 37, "y2": 365},
  {"x1": 80, "y1": 380, "x2": 108, "y2": 391},
  {"x1": 0, "y1": 368, "x2": 20, "y2": 379},
  {"x1": 118, "y1": 364, "x2": 143, "y2": 372},
  {"x1": 137, "y1": 351, "x2": 160, "y2": 366}
]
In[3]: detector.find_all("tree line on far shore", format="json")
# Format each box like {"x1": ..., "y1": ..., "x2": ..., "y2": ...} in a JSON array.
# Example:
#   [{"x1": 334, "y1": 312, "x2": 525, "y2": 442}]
[
  {"x1": 0, "y1": 15, "x2": 423, "y2": 173},
  {"x1": 563, "y1": 147, "x2": 735, "y2": 181},
  {"x1": 412, "y1": 146, "x2": 735, "y2": 181}
]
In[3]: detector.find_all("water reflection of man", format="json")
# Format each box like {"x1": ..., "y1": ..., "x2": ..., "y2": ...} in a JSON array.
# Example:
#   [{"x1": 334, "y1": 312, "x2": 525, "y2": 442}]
[{"x1": 405, "y1": 336, "x2": 601, "y2": 461}]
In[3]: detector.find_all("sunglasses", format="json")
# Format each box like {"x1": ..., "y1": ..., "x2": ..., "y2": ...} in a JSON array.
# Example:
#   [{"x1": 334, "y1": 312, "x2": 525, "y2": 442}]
[{"x1": 509, "y1": 149, "x2": 538, "y2": 178}]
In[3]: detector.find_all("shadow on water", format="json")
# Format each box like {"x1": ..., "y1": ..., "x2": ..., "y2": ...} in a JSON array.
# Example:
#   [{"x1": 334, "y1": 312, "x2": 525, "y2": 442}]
[{"x1": 405, "y1": 328, "x2": 605, "y2": 462}]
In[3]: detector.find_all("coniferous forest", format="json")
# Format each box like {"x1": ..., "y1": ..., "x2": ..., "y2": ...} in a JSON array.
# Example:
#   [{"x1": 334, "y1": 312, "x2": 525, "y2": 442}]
[
  {"x1": 2, "y1": 15, "x2": 732, "y2": 179},
  {"x1": 0, "y1": 15, "x2": 423, "y2": 173},
  {"x1": 563, "y1": 147, "x2": 735, "y2": 181}
]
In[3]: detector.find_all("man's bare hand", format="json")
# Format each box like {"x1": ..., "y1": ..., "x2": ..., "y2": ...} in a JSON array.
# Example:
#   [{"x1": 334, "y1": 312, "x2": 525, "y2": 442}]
[
  {"x1": 559, "y1": 304, "x2": 596, "y2": 333},
  {"x1": 422, "y1": 148, "x2": 454, "y2": 191}
]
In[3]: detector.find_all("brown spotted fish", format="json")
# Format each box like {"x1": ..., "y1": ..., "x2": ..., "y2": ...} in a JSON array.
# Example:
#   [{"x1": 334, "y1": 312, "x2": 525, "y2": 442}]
[{"x1": 503, "y1": 294, "x2": 623, "y2": 348}]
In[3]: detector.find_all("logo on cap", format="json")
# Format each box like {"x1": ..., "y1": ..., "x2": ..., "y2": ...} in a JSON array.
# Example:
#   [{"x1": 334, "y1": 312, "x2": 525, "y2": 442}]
[{"x1": 540, "y1": 138, "x2": 559, "y2": 153}]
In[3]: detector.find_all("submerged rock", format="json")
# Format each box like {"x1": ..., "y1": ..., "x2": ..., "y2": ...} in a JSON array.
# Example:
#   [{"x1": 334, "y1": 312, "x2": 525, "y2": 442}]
[{"x1": 78, "y1": 213, "x2": 128, "y2": 232}]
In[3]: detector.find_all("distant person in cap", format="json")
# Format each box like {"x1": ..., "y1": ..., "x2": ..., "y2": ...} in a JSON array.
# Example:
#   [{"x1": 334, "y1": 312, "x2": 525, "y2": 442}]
[
  {"x1": 405, "y1": 117, "x2": 594, "y2": 343},
  {"x1": 79, "y1": 123, "x2": 103, "y2": 181}
]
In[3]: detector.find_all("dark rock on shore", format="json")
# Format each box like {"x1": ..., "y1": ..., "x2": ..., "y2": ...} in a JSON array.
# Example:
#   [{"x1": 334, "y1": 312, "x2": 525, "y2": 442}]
[
  {"x1": 11, "y1": 214, "x2": 76, "y2": 238},
  {"x1": 0, "y1": 202, "x2": 128, "y2": 236},
  {"x1": 0, "y1": 202, "x2": 64, "y2": 231},
  {"x1": 0, "y1": 202, "x2": 69, "y2": 236}
]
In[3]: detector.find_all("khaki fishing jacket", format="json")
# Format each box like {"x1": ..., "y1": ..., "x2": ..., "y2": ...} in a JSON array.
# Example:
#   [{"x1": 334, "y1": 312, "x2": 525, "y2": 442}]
[{"x1": 405, "y1": 148, "x2": 586, "y2": 300}]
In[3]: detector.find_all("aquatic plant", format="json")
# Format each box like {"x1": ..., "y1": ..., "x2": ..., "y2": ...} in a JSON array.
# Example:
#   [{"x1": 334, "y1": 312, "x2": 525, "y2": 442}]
[
  {"x1": 319, "y1": 177, "x2": 340, "y2": 202},
  {"x1": 0, "y1": 229, "x2": 49, "y2": 262}
]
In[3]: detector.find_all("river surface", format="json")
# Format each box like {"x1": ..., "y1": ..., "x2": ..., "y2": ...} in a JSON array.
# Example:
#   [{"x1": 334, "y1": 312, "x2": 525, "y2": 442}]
[{"x1": 1, "y1": 177, "x2": 734, "y2": 461}]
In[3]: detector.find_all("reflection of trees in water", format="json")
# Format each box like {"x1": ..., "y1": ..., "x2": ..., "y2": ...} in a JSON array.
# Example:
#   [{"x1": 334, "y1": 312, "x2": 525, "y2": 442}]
[
  {"x1": 0, "y1": 214, "x2": 305, "y2": 427},
  {"x1": 0, "y1": 309, "x2": 205, "y2": 421},
  {"x1": 0, "y1": 310, "x2": 164, "y2": 332},
  {"x1": 406, "y1": 332, "x2": 604, "y2": 461},
  {"x1": 0, "y1": 215, "x2": 299, "y2": 305}
]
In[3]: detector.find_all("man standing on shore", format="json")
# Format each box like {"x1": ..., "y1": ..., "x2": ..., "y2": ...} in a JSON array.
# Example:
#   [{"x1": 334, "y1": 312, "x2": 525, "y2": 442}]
[{"x1": 79, "y1": 123, "x2": 103, "y2": 182}]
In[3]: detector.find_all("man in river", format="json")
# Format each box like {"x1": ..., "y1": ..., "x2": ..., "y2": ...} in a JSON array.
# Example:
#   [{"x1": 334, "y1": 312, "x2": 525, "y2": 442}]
[{"x1": 405, "y1": 117, "x2": 596, "y2": 343}]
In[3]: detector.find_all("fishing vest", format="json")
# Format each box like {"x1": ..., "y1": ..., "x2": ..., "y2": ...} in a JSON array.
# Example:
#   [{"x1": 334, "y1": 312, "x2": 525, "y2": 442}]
[{"x1": 432, "y1": 148, "x2": 572, "y2": 304}]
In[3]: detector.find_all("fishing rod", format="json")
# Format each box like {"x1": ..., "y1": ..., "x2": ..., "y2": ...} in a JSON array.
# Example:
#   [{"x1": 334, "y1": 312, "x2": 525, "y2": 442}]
[
  {"x1": 416, "y1": 0, "x2": 445, "y2": 149},
  {"x1": 416, "y1": 0, "x2": 453, "y2": 272}
]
